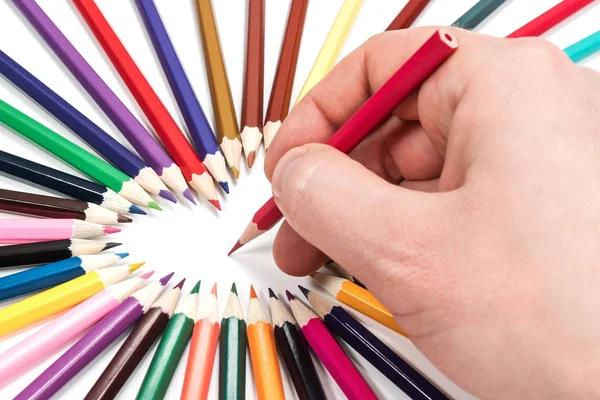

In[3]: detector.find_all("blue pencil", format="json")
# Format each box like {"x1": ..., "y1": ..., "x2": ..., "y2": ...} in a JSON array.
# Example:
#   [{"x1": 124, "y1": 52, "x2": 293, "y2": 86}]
[
  {"x1": 0, "y1": 253, "x2": 127, "y2": 301},
  {"x1": 564, "y1": 30, "x2": 600, "y2": 64},
  {"x1": 0, "y1": 50, "x2": 175, "y2": 204},
  {"x1": 135, "y1": 0, "x2": 230, "y2": 193}
]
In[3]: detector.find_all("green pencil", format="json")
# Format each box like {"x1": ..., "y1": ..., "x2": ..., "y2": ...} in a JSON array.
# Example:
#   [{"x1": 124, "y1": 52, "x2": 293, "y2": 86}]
[
  {"x1": 136, "y1": 280, "x2": 198, "y2": 400},
  {"x1": 219, "y1": 283, "x2": 246, "y2": 400},
  {"x1": 0, "y1": 99, "x2": 160, "y2": 210},
  {"x1": 451, "y1": 0, "x2": 507, "y2": 30}
]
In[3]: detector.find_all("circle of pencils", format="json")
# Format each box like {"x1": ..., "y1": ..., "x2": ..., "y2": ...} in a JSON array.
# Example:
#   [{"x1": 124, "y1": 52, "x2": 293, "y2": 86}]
[
  {"x1": 0, "y1": 239, "x2": 121, "y2": 269},
  {"x1": 85, "y1": 279, "x2": 184, "y2": 400},
  {"x1": 181, "y1": 283, "x2": 220, "y2": 400},
  {"x1": 136, "y1": 280, "x2": 199, "y2": 400},
  {"x1": 219, "y1": 283, "x2": 247, "y2": 400}
]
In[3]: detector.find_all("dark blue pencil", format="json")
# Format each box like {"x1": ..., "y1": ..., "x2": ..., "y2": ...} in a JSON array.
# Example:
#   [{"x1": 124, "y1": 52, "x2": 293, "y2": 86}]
[
  {"x1": 0, "y1": 253, "x2": 127, "y2": 301},
  {"x1": 0, "y1": 150, "x2": 144, "y2": 215},
  {"x1": 0, "y1": 50, "x2": 175, "y2": 203},
  {"x1": 135, "y1": 0, "x2": 229, "y2": 193},
  {"x1": 300, "y1": 286, "x2": 449, "y2": 400}
]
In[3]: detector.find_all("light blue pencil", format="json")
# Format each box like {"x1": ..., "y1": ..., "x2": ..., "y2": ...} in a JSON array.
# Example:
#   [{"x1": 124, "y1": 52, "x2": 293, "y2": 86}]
[{"x1": 564, "y1": 30, "x2": 600, "y2": 63}]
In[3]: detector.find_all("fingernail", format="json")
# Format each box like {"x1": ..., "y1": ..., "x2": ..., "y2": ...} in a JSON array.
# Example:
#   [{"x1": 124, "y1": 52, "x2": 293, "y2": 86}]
[{"x1": 272, "y1": 147, "x2": 307, "y2": 201}]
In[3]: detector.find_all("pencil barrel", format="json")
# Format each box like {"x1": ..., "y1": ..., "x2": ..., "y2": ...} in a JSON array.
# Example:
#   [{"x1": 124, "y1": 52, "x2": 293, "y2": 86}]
[{"x1": 219, "y1": 316, "x2": 246, "y2": 400}]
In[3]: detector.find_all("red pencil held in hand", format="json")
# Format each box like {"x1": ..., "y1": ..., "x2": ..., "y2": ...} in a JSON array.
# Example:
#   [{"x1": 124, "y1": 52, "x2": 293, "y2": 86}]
[{"x1": 230, "y1": 29, "x2": 459, "y2": 255}]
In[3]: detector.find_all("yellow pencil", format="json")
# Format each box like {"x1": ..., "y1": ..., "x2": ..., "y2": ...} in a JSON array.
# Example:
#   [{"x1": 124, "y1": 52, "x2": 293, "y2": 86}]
[
  {"x1": 294, "y1": 0, "x2": 363, "y2": 105},
  {"x1": 0, "y1": 262, "x2": 144, "y2": 336}
]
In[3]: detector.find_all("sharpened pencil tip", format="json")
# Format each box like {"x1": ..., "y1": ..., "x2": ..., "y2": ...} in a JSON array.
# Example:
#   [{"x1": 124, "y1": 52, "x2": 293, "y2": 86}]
[
  {"x1": 183, "y1": 189, "x2": 197, "y2": 204},
  {"x1": 191, "y1": 280, "x2": 201, "y2": 294},
  {"x1": 104, "y1": 226, "x2": 121, "y2": 235},
  {"x1": 130, "y1": 205, "x2": 147, "y2": 215},
  {"x1": 148, "y1": 202, "x2": 162, "y2": 211},
  {"x1": 247, "y1": 151, "x2": 256, "y2": 169},
  {"x1": 298, "y1": 285, "x2": 310, "y2": 298},
  {"x1": 160, "y1": 272, "x2": 174, "y2": 285},
  {"x1": 268, "y1": 288, "x2": 277, "y2": 299},
  {"x1": 285, "y1": 290, "x2": 296, "y2": 301},
  {"x1": 129, "y1": 262, "x2": 145, "y2": 272},
  {"x1": 231, "y1": 166, "x2": 240, "y2": 179},
  {"x1": 210, "y1": 283, "x2": 217, "y2": 295},
  {"x1": 219, "y1": 181, "x2": 230, "y2": 194},
  {"x1": 159, "y1": 190, "x2": 177, "y2": 203},
  {"x1": 140, "y1": 270, "x2": 154, "y2": 279},
  {"x1": 117, "y1": 214, "x2": 132, "y2": 223},
  {"x1": 249, "y1": 285, "x2": 257, "y2": 299},
  {"x1": 103, "y1": 242, "x2": 122, "y2": 251},
  {"x1": 230, "y1": 283, "x2": 237, "y2": 294},
  {"x1": 228, "y1": 241, "x2": 243, "y2": 256},
  {"x1": 174, "y1": 278, "x2": 186, "y2": 289},
  {"x1": 116, "y1": 252, "x2": 129, "y2": 259},
  {"x1": 209, "y1": 199, "x2": 221, "y2": 211}
]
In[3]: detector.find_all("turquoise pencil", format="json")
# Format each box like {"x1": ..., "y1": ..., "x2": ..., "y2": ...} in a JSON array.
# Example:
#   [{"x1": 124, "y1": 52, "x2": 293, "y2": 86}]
[{"x1": 564, "y1": 30, "x2": 600, "y2": 63}]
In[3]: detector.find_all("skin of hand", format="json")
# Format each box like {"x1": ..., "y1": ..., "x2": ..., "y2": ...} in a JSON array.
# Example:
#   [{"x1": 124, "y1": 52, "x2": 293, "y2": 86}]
[{"x1": 264, "y1": 27, "x2": 600, "y2": 398}]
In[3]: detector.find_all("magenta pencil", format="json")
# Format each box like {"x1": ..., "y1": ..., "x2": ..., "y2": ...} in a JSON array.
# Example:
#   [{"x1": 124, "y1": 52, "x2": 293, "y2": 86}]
[
  {"x1": 14, "y1": 272, "x2": 174, "y2": 400},
  {"x1": 0, "y1": 272, "x2": 153, "y2": 384},
  {"x1": 0, "y1": 218, "x2": 120, "y2": 244},
  {"x1": 287, "y1": 291, "x2": 377, "y2": 400}
]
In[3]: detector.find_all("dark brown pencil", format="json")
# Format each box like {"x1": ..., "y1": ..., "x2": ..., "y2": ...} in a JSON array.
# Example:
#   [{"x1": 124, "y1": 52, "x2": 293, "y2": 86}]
[
  {"x1": 0, "y1": 188, "x2": 130, "y2": 225},
  {"x1": 263, "y1": 0, "x2": 309, "y2": 150},
  {"x1": 386, "y1": 0, "x2": 431, "y2": 30},
  {"x1": 84, "y1": 280, "x2": 184, "y2": 400},
  {"x1": 240, "y1": 0, "x2": 265, "y2": 168}
]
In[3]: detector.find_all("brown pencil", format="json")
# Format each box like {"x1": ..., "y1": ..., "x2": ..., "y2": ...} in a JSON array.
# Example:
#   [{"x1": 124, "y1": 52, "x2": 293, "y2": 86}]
[
  {"x1": 263, "y1": 0, "x2": 309, "y2": 150},
  {"x1": 196, "y1": 0, "x2": 243, "y2": 178},
  {"x1": 240, "y1": 0, "x2": 265, "y2": 168},
  {"x1": 386, "y1": 0, "x2": 431, "y2": 30}
]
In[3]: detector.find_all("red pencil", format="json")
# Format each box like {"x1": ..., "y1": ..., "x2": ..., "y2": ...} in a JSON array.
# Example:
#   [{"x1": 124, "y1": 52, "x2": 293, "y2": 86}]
[
  {"x1": 73, "y1": 0, "x2": 220, "y2": 210},
  {"x1": 229, "y1": 29, "x2": 458, "y2": 254},
  {"x1": 386, "y1": 0, "x2": 431, "y2": 31},
  {"x1": 507, "y1": 0, "x2": 594, "y2": 38}
]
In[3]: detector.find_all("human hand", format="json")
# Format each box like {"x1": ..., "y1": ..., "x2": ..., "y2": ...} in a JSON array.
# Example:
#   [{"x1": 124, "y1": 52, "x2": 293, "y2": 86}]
[{"x1": 264, "y1": 27, "x2": 600, "y2": 398}]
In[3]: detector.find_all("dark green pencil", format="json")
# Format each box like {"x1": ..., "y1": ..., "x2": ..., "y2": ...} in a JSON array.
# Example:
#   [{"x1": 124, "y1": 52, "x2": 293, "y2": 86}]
[
  {"x1": 219, "y1": 283, "x2": 246, "y2": 400},
  {"x1": 451, "y1": 0, "x2": 508, "y2": 30}
]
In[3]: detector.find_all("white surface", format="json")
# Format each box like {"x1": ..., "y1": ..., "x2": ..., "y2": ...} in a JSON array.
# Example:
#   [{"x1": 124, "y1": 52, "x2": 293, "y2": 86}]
[{"x1": 0, "y1": 0, "x2": 599, "y2": 398}]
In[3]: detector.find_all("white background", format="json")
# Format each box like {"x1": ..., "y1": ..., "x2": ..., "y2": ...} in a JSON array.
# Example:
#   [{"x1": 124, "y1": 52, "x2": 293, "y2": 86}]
[{"x1": 0, "y1": 0, "x2": 599, "y2": 398}]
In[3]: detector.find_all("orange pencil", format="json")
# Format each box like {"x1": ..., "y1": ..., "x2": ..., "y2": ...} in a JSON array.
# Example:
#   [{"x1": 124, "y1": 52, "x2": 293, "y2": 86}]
[
  {"x1": 247, "y1": 286, "x2": 285, "y2": 400},
  {"x1": 181, "y1": 283, "x2": 220, "y2": 400},
  {"x1": 311, "y1": 272, "x2": 406, "y2": 336}
]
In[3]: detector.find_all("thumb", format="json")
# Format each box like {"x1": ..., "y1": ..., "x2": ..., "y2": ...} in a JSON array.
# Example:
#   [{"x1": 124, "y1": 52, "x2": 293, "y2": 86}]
[{"x1": 271, "y1": 143, "x2": 460, "y2": 292}]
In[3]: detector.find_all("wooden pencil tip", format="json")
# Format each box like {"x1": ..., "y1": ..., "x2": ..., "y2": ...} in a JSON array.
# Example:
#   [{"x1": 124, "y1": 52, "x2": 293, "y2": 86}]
[
  {"x1": 247, "y1": 151, "x2": 256, "y2": 168},
  {"x1": 159, "y1": 189, "x2": 177, "y2": 203},
  {"x1": 128, "y1": 261, "x2": 145, "y2": 272},
  {"x1": 104, "y1": 226, "x2": 121, "y2": 235},
  {"x1": 148, "y1": 202, "x2": 162, "y2": 211},
  {"x1": 140, "y1": 271, "x2": 154, "y2": 279},
  {"x1": 160, "y1": 272, "x2": 174, "y2": 285},
  {"x1": 190, "y1": 280, "x2": 201, "y2": 294},
  {"x1": 285, "y1": 290, "x2": 296, "y2": 301},
  {"x1": 130, "y1": 205, "x2": 147, "y2": 215},
  {"x1": 249, "y1": 285, "x2": 257, "y2": 299},
  {"x1": 117, "y1": 214, "x2": 132, "y2": 223},
  {"x1": 230, "y1": 283, "x2": 238, "y2": 295},
  {"x1": 103, "y1": 242, "x2": 122, "y2": 251},
  {"x1": 174, "y1": 278, "x2": 186, "y2": 289},
  {"x1": 228, "y1": 240, "x2": 243, "y2": 256},
  {"x1": 298, "y1": 285, "x2": 310, "y2": 298},
  {"x1": 183, "y1": 189, "x2": 197, "y2": 205},
  {"x1": 210, "y1": 282, "x2": 217, "y2": 295},
  {"x1": 231, "y1": 166, "x2": 240, "y2": 179},
  {"x1": 268, "y1": 288, "x2": 277, "y2": 299},
  {"x1": 209, "y1": 199, "x2": 222, "y2": 211}
]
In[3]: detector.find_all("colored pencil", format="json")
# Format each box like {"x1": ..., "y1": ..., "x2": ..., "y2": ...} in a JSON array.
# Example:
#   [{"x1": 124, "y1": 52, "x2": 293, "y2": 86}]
[
  {"x1": 263, "y1": 0, "x2": 308, "y2": 151},
  {"x1": 386, "y1": 0, "x2": 431, "y2": 30},
  {"x1": 287, "y1": 291, "x2": 377, "y2": 400},
  {"x1": 302, "y1": 286, "x2": 448, "y2": 399},
  {"x1": 247, "y1": 285, "x2": 285, "y2": 400},
  {"x1": 85, "y1": 279, "x2": 184, "y2": 400},
  {"x1": 565, "y1": 30, "x2": 600, "y2": 63},
  {"x1": 219, "y1": 283, "x2": 246, "y2": 400},
  {"x1": 240, "y1": 0, "x2": 265, "y2": 166},
  {"x1": 0, "y1": 188, "x2": 130, "y2": 225},
  {"x1": 15, "y1": 272, "x2": 172, "y2": 400},
  {"x1": 230, "y1": 30, "x2": 458, "y2": 254},
  {"x1": 0, "y1": 218, "x2": 120, "y2": 244},
  {"x1": 451, "y1": 0, "x2": 507, "y2": 30},
  {"x1": 269, "y1": 289, "x2": 326, "y2": 400},
  {"x1": 74, "y1": 0, "x2": 220, "y2": 209},
  {"x1": 12, "y1": 0, "x2": 190, "y2": 201},
  {"x1": 0, "y1": 150, "x2": 144, "y2": 215},
  {"x1": 0, "y1": 239, "x2": 121, "y2": 269},
  {"x1": 196, "y1": 0, "x2": 243, "y2": 178},
  {"x1": 0, "y1": 272, "x2": 152, "y2": 383},
  {"x1": 0, "y1": 99, "x2": 158, "y2": 209},
  {"x1": 507, "y1": 0, "x2": 594, "y2": 38},
  {"x1": 311, "y1": 272, "x2": 405, "y2": 335},
  {"x1": 0, "y1": 252, "x2": 127, "y2": 301},
  {"x1": 135, "y1": 0, "x2": 230, "y2": 194},
  {"x1": 137, "y1": 280, "x2": 199, "y2": 400},
  {"x1": 0, "y1": 50, "x2": 175, "y2": 203},
  {"x1": 0, "y1": 262, "x2": 144, "y2": 336},
  {"x1": 293, "y1": 0, "x2": 364, "y2": 106},
  {"x1": 323, "y1": 260, "x2": 366, "y2": 289},
  {"x1": 181, "y1": 283, "x2": 220, "y2": 400}
]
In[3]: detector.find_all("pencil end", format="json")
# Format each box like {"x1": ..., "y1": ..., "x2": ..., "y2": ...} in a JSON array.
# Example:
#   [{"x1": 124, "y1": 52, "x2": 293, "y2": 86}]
[
  {"x1": 129, "y1": 205, "x2": 147, "y2": 215},
  {"x1": 231, "y1": 166, "x2": 240, "y2": 180},
  {"x1": 268, "y1": 288, "x2": 277, "y2": 299},
  {"x1": 103, "y1": 242, "x2": 122, "y2": 251},
  {"x1": 160, "y1": 272, "x2": 174, "y2": 285},
  {"x1": 148, "y1": 202, "x2": 162, "y2": 211},
  {"x1": 159, "y1": 189, "x2": 178, "y2": 203},
  {"x1": 104, "y1": 226, "x2": 121, "y2": 235},
  {"x1": 183, "y1": 189, "x2": 197, "y2": 205},
  {"x1": 129, "y1": 261, "x2": 145, "y2": 272},
  {"x1": 285, "y1": 290, "x2": 295, "y2": 301},
  {"x1": 140, "y1": 270, "x2": 154, "y2": 279},
  {"x1": 210, "y1": 282, "x2": 217, "y2": 295},
  {"x1": 218, "y1": 181, "x2": 230, "y2": 194},
  {"x1": 230, "y1": 282, "x2": 237, "y2": 295},
  {"x1": 117, "y1": 214, "x2": 132, "y2": 223},
  {"x1": 246, "y1": 151, "x2": 256, "y2": 168},
  {"x1": 228, "y1": 240, "x2": 243, "y2": 256},
  {"x1": 174, "y1": 278, "x2": 186, "y2": 289},
  {"x1": 191, "y1": 280, "x2": 201, "y2": 294},
  {"x1": 209, "y1": 199, "x2": 222, "y2": 211},
  {"x1": 298, "y1": 285, "x2": 310, "y2": 298},
  {"x1": 116, "y1": 252, "x2": 129, "y2": 259},
  {"x1": 249, "y1": 285, "x2": 257, "y2": 299}
]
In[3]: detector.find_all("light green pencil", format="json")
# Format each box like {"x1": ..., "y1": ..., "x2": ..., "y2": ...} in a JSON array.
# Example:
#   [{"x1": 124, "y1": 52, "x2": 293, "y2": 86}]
[
  {"x1": 0, "y1": 99, "x2": 160, "y2": 210},
  {"x1": 564, "y1": 30, "x2": 600, "y2": 64}
]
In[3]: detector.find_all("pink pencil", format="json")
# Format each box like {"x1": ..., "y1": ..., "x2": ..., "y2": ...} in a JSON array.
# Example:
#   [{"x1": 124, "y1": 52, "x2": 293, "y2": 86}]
[
  {"x1": 0, "y1": 218, "x2": 119, "y2": 244},
  {"x1": 287, "y1": 291, "x2": 377, "y2": 400},
  {"x1": 0, "y1": 271, "x2": 153, "y2": 384}
]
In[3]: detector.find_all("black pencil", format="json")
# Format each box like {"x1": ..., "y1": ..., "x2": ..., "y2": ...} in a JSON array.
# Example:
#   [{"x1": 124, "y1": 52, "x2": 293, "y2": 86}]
[
  {"x1": 300, "y1": 286, "x2": 449, "y2": 400},
  {"x1": 268, "y1": 289, "x2": 326, "y2": 400},
  {"x1": 0, "y1": 239, "x2": 121, "y2": 269},
  {"x1": 0, "y1": 150, "x2": 144, "y2": 215}
]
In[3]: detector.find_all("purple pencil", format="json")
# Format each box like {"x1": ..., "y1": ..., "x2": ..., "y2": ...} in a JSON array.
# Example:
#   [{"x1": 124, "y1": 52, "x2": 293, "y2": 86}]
[
  {"x1": 14, "y1": 272, "x2": 175, "y2": 400},
  {"x1": 12, "y1": 0, "x2": 192, "y2": 203}
]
